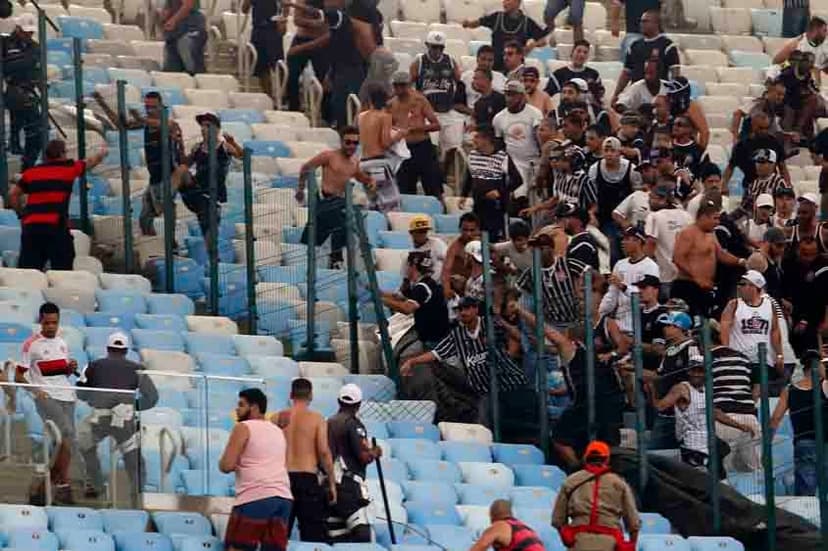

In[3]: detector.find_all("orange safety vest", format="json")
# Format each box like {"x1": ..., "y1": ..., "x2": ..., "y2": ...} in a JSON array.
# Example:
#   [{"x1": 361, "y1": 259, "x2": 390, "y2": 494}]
[{"x1": 558, "y1": 465, "x2": 636, "y2": 551}]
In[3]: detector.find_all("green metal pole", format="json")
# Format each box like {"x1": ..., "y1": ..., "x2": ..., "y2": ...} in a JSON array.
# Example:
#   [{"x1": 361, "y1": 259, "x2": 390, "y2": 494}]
[
  {"x1": 811, "y1": 357, "x2": 828, "y2": 548},
  {"x1": 207, "y1": 123, "x2": 219, "y2": 316},
  {"x1": 38, "y1": 10, "x2": 48, "y2": 157},
  {"x1": 532, "y1": 249, "x2": 548, "y2": 458},
  {"x1": 344, "y1": 182, "x2": 359, "y2": 373},
  {"x1": 630, "y1": 291, "x2": 647, "y2": 493},
  {"x1": 72, "y1": 38, "x2": 89, "y2": 234},
  {"x1": 758, "y1": 342, "x2": 776, "y2": 551},
  {"x1": 303, "y1": 170, "x2": 318, "y2": 358},
  {"x1": 116, "y1": 80, "x2": 133, "y2": 273},
  {"x1": 701, "y1": 320, "x2": 720, "y2": 534},
  {"x1": 242, "y1": 149, "x2": 257, "y2": 334},
  {"x1": 481, "y1": 231, "x2": 500, "y2": 440},
  {"x1": 584, "y1": 269, "x2": 595, "y2": 441},
  {"x1": 0, "y1": 53, "x2": 7, "y2": 203},
  {"x1": 160, "y1": 106, "x2": 174, "y2": 293}
]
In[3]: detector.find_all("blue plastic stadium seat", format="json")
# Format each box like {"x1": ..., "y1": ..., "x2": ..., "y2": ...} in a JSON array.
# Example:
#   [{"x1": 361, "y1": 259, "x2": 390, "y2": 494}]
[
  {"x1": 490, "y1": 443, "x2": 545, "y2": 466},
  {"x1": 179, "y1": 470, "x2": 233, "y2": 497},
  {"x1": 389, "y1": 438, "x2": 441, "y2": 460},
  {"x1": 750, "y1": 8, "x2": 783, "y2": 37},
  {"x1": 257, "y1": 265, "x2": 306, "y2": 284},
  {"x1": 405, "y1": 502, "x2": 461, "y2": 526},
  {"x1": 244, "y1": 140, "x2": 292, "y2": 157},
  {"x1": 688, "y1": 536, "x2": 744, "y2": 550},
  {"x1": 362, "y1": 210, "x2": 387, "y2": 246},
  {"x1": 0, "y1": 322, "x2": 32, "y2": 343},
  {"x1": 147, "y1": 260, "x2": 205, "y2": 299},
  {"x1": 386, "y1": 420, "x2": 439, "y2": 442},
  {"x1": 152, "y1": 512, "x2": 212, "y2": 537},
  {"x1": 729, "y1": 51, "x2": 771, "y2": 70},
  {"x1": 56, "y1": 530, "x2": 114, "y2": 551},
  {"x1": 424, "y1": 525, "x2": 475, "y2": 549},
  {"x1": 458, "y1": 462, "x2": 514, "y2": 489},
  {"x1": 0, "y1": 505, "x2": 49, "y2": 530},
  {"x1": 85, "y1": 312, "x2": 136, "y2": 330},
  {"x1": 511, "y1": 464, "x2": 566, "y2": 489},
  {"x1": 58, "y1": 16, "x2": 104, "y2": 40},
  {"x1": 100, "y1": 511, "x2": 149, "y2": 534},
  {"x1": 639, "y1": 535, "x2": 691, "y2": 550},
  {"x1": 454, "y1": 483, "x2": 508, "y2": 506},
  {"x1": 640, "y1": 512, "x2": 672, "y2": 534},
  {"x1": 362, "y1": 420, "x2": 389, "y2": 439},
  {"x1": 157, "y1": 390, "x2": 189, "y2": 410},
  {"x1": 134, "y1": 314, "x2": 188, "y2": 332},
  {"x1": 256, "y1": 301, "x2": 294, "y2": 336},
  {"x1": 8, "y1": 529, "x2": 59, "y2": 551},
  {"x1": 509, "y1": 486, "x2": 556, "y2": 508},
  {"x1": 140, "y1": 86, "x2": 186, "y2": 105},
  {"x1": 407, "y1": 460, "x2": 462, "y2": 483},
  {"x1": 390, "y1": 546, "x2": 442, "y2": 551},
  {"x1": 0, "y1": 226, "x2": 22, "y2": 253},
  {"x1": 48, "y1": 37, "x2": 76, "y2": 52},
  {"x1": 402, "y1": 481, "x2": 458, "y2": 505},
  {"x1": 131, "y1": 329, "x2": 186, "y2": 352},
  {"x1": 184, "y1": 332, "x2": 236, "y2": 356},
  {"x1": 114, "y1": 532, "x2": 174, "y2": 551},
  {"x1": 195, "y1": 354, "x2": 249, "y2": 377},
  {"x1": 59, "y1": 309, "x2": 86, "y2": 328},
  {"x1": 287, "y1": 543, "x2": 331, "y2": 551},
  {"x1": 379, "y1": 231, "x2": 413, "y2": 249},
  {"x1": 0, "y1": 208, "x2": 21, "y2": 227},
  {"x1": 145, "y1": 293, "x2": 196, "y2": 316},
  {"x1": 366, "y1": 457, "x2": 409, "y2": 482},
  {"x1": 96, "y1": 290, "x2": 148, "y2": 315},
  {"x1": 342, "y1": 374, "x2": 395, "y2": 402},
  {"x1": 439, "y1": 441, "x2": 492, "y2": 463},
  {"x1": 248, "y1": 356, "x2": 299, "y2": 378},
  {"x1": 82, "y1": 327, "x2": 128, "y2": 349},
  {"x1": 86, "y1": 346, "x2": 141, "y2": 362},
  {"x1": 432, "y1": 214, "x2": 461, "y2": 234},
  {"x1": 218, "y1": 109, "x2": 265, "y2": 124},
  {"x1": 331, "y1": 545, "x2": 385, "y2": 551},
  {"x1": 400, "y1": 194, "x2": 443, "y2": 216},
  {"x1": 47, "y1": 507, "x2": 104, "y2": 532},
  {"x1": 174, "y1": 536, "x2": 223, "y2": 551}
]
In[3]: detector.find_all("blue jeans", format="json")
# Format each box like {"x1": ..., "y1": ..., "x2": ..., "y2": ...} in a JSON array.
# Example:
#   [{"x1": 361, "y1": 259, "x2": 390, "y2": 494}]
[
  {"x1": 620, "y1": 32, "x2": 642, "y2": 64},
  {"x1": 164, "y1": 28, "x2": 207, "y2": 75},
  {"x1": 794, "y1": 439, "x2": 828, "y2": 496},
  {"x1": 544, "y1": 0, "x2": 584, "y2": 26}
]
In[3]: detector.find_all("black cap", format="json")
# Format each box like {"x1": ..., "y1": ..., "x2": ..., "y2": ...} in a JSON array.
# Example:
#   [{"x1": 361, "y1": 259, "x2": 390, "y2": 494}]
[
  {"x1": 456, "y1": 296, "x2": 480, "y2": 309},
  {"x1": 195, "y1": 112, "x2": 221, "y2": 127},
  {"x1": 634, "y1": 274, "x2": 661, "y2": 288},
  {"x1": 623, "y1": 226, "x2": 646, "y2": 241},
  {"x1": 555, "y1": 201, "x2": 579, "y2": 218}
]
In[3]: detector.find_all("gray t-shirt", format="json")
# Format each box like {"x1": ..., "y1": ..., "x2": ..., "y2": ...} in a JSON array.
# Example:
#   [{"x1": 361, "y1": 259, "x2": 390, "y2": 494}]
[{"x1": 493, "y1": 241, "x2": 532, "y2": 273}]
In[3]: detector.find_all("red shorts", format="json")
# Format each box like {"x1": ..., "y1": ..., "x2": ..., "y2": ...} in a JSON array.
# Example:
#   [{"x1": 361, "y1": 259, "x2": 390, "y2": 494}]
[{"x1": 225, "y1": 496, "x2": 292, "y2": 551}]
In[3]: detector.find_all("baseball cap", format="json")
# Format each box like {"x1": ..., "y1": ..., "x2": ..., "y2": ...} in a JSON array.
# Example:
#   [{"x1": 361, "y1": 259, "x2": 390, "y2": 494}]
[
  {"x1": 634, "y1": 274, "x2": 661, "y2": 288},
  {"x1": 555, "y1": 201, "x2": 579, "y2": 218},
  {"x1": 688, "y1": 354, "x2": 705, "y2": 368},
  {"x1": 602, "y1": 137, "x2": 621, "y2": 150},
  {"x1": 619, "y1": 112, "x2": 641, "y2": 127},
  {"x1": 584, "y1": 440, "x2": 610, "y2": 460},
  {"x1": 755, "y1": 193, "x2": 774, "y2": 209},
  {"x1": 456, "y1": 296, "x2": 480, "y2": 309},
  {"x1": 392, "y1": 71, "x2": 411, "y2": 85},
  {"x1": 522, "y1": 66, "x2": 540, "y2": 78},
  {"x1": 752, "y1": 148, "x2": 777, "y2": 164},
  {"x1": 741, "y1": 269, "x2": 766, "y2": 289},
  {"x1": 16, "y1": 13, "x2": 37, "y2": 33},
  {"x1": 107, "y1": 331, "x2": 130, "y2": 350},
  {"x1": 653, "y1": 184, "x2": 675, "y2": 198},
  {"x1": 464, "y1": 240, "x2": 483, "y2": 263},
  {"x1": 338, "y1": 383, "x2": 363, "y2": 405},
  {"x1": 408, "y1": 214, "x2": 432, "y2": 232},
  {"x1": 504, "y1": 80, "x2": 526, "y2": 94},
  {"x1": 798, "y1": 192, "x2": 819, "y2": 206},
  {"x1": 774, "y1": 187, "x2": 795, "y2": 198},
  {"x1": 425, "y1": 30, "x2": 446, "y2": 46},
  {"x1": 657, "y1": 311, "x2": 693, "y2": 331},
  {"x1": 568, "y1": 77, "x2": 589, "y2": 93},
  {"x1": 623, "y1": 225, "x2": 647, "y2": 242},
  {"x1": 763, "y1": 226, "x2": 787, "y2": 244},
  {"x1": 195, "y1": 112, "x2": 221, "y2": 127}
]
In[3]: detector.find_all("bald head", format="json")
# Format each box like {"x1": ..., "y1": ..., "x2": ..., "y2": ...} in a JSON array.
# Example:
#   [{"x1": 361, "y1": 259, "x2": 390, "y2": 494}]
[{"x1": 489, "y1": 499, "x2": 513, "y2": 522}]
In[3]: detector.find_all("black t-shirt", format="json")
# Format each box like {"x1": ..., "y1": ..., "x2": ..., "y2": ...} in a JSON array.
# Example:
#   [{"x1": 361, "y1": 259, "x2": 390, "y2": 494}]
[
  {"x1": 478, "y1": 10, "x2": 546, "y2": 72},
  {"x1": 544, "y1": 65, "x2": 602, "y2": 97},
  {"x1": 473, "y1": 91, "x2": 506, "y2": 128},
  {"x1": 325, "y1": 9, "x2": 363, "y2": 66},
  {"x1": 657, "y1": 338, "x2": 698, "y2": 412},
  {"x1": 728, "y1": 134, "x2": 785, "y2": 188},
  {"x1": 328, "y1": 411, "x2": 369, "y2": 477},
  {"x1": 672, "y1": 140, "x2": 705, "y2": 177},
  {"x1": 403, "y1": 277, "x2": 450, "y2": 343},
  {"x1": 567, "y1": 233, "x2": 599, "y2": 271},
  {"x1": 640, "y1": 304, "x2": 667, "y2": 371},
  {"x1": 624, "y1": 35, "x2": 679, "y2": 82},
  {"x1": 621, "y1": 0, "x2": 660, "y2": 34},
  {"x1": 562, "y1": 344, "x2": 624, "y2": 405}
]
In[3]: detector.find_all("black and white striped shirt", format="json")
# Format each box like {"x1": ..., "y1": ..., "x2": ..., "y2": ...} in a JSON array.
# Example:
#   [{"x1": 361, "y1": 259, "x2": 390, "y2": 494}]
[
  {"x1": 711, "y1": 345, "x2": 757, "y2": 415},
  {"x1": 552, "y1": 170, "x2": 597, "y2": 211},
  {"x1": 746, "y1": 173, "x2": 790, "y2": 204},
  {"x1": 431, "y1": 317, "x2": 525, "y2": 395},
  {"x1": 516, "y1": 256, "x2": 589, "y2": 325}
]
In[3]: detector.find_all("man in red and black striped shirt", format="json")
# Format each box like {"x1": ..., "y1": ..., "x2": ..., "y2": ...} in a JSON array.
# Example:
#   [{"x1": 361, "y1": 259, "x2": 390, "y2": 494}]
[{"x1": 9, "y1": 139, "x2": 106, "y2": 271}]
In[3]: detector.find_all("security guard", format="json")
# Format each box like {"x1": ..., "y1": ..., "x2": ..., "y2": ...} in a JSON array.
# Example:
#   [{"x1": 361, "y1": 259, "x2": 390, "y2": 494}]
[
  {"x1": 552, "y1": 441, "x2": 640, "y2": 551},
  {"x1": 4, "y1": 13, "x2": 43, "y2": 169},
  {"x1": 326, "y1": 384, "x2": 382, "y2": 542}
]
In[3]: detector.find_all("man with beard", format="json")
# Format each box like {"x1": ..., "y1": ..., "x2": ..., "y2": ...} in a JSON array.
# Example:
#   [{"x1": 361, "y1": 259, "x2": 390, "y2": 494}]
[
  {"x1": 773, "y1": 16, "x2": 828, "y2": 84},
  {"x1": 522, "y1": 67, "x2": 553, "y2": 116}
]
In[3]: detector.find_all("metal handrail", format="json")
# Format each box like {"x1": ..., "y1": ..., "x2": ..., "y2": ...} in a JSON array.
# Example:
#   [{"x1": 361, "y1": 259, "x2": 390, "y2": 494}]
[
  {"x1": 42, "y1": 419, "x2": 61, "y2": 506},
  {"x1": 346, "y1": 93, "x2": 361, "y2": 127},
  {"x1": 158, "y1": 426, "x2": 178, "y2": 493},
  {"x1": 273, "y1": 60, "x2": 288, "y2": 110}
]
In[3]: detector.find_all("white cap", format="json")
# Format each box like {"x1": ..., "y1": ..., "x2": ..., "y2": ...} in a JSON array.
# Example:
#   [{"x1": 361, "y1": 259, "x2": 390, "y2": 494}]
[
  {"x1": 798, "y1": 192, "x2": 819, "y2": 206},
  {"x1": 425, "y1": 31, "x2": 446, "y2": 46},
  {"x1": 107, "y1": 331, "x2": 130, "y2": 350},
  {"x1": 755, "y1": 193, "x2": 774, "y2": 209},
  {"x1": 568, "y1": 77, "x2": 588, "y2": 92},
  {"x1": 17, "y1": 13, "x2": 37, "y2": 33},
  {"x1": 338, "y1": 383, "x2": 363, "y2": 405},
  {"x1": 464, "y1": 240, "x2": 483, "y2": 263},
  {"x1": 741, "y1": 270, "x2": 766, "y2": 289}
]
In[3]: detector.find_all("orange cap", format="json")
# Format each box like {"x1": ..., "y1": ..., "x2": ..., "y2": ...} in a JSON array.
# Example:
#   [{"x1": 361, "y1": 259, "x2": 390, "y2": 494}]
[{"x1": 584, "y1": 440, "x2": 610, "y2": 461}]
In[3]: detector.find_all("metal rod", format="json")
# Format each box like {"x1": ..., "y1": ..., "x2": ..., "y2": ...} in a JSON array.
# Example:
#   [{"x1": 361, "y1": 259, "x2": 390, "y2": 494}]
[
  {"x1": 207, "y1": 123, "x2": 219, "y2": 315},
  {"x1": 0, "y1": 52, "x2": 7, "y2": 203},
  {"x1": 201, "y1": 379, "x2": 209, "y2": 492},
  {"x1": 160, "y1": 106, "x2": 175, "y2": 293},
  {"x1": 242, "y1": 149, "x2": 257, "y2": 334},
  {"x1": 584, "y1": 269, "x2": 595, "y2": 441},
  {"x1": 481, "y1": 231, "x2": 500, "y2": 440},
  {"x1": 38, "y1": 10, "x2": 49, "y2": 157},
  {"x1": 758, "y1": 342, "x2": 776, "y2": 551},
  {"x1": 532, "y1": 248, "x2": 548, "y2": 458},
  {"x1": 345, "y1": 181, "x2": 360, "y2": 373},
  {"x1": 811, "y1": 356, "x2": 828, "y2": 548},
  {"x1": 116, "y1": 80, "x2": 133, "y2": 273},
  {"x1": 372, "y1": 437, "x2": 396, "y2": 545},
  {"x1": 73, "y1": 37, "x2": 89, "y2": 234},
  {"x1": 701, "y1": 320, "x2": 720, "y2": 534},
  {"x1": 630, "y1": 291, "x2": 647, "y2": 493},
  {"x1": 304, "y1": 170, "x2": 318, "y2": 358}
]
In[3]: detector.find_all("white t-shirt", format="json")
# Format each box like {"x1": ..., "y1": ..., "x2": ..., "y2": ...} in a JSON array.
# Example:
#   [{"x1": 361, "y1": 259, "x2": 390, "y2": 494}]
[
  {"x1": 407, "y1": 236, "x2": 448, "y2": 280},
  {"x1": 460, "y1": 69, "x2": 506, "y2": 109},
  {"x1": 613, "y1": 190, "x2": 651, "y2": 228},
  {"x1": 644, "y1": 207, "x2": 693, "y2": 283},
  {"x1": 599, "y1": 256, "x2": 660, "y2": 333},
  {"x1": 617, "y1": 79, "x2": 668, "y2": 112},
  {"x1": 797, "y1": 35, "x2": 828, "y2": 70},
  {"x1": 492, "y1": 104, "x2": 543, "y2": 198},
  {"x1": 19, "y1": 332, "x2": 75, "y2": 402}
]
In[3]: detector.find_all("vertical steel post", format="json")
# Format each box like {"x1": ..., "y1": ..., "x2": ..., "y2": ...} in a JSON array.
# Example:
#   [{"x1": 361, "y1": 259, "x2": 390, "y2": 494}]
[
  {"x1": 481, "y1": 231, "x2": 500, "y2": 439},
  {"x1": 116, "y1": 80, "x2": 133, "y2": 273},
  {"x1": 160, "y1": 106, "x2": 175, "y2": 293},
  {"x1": 630, "y1": 291, "x2": 647, "y2": 492},
  {"x1": 584, "y1": 269, "x2": 596, "y2": 441},
  {"x1": 701, "y1": 320, "x2": 720, "y2": 534},
  {"x1": 304, "y1": 172, "x2": 318, "y2": 358},
  {"x1": 0, "y1": 54, "x2": 7, "y2": 202},
  {"x1": 242, "y1": 149, "x2": 257, "y2": 334},
  {"x1": 207, "y1": 124, "x2": 219, "y2": 315},
  {"x1": 811, "y1": 357, "x2": 828, "y2": 548},
  {"x1": 345, "y1": 182, "x2": 360, "y2": 373},
  {"x1": 532, "y1": 249, "x2": 548, "y2": 458},
  {"x1": 758, "y1": 343, "x2": 776, "y2": 551},
  {"x1": 38, "y1": 10, "x2": 48, "y2": 157},
  {"x1": 72, "y1": 38, "x2": 89, "y2": 233}
]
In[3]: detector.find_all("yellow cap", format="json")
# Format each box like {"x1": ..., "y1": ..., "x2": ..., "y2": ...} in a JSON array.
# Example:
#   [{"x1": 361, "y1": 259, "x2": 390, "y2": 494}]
[{"x1": 409, "y1": 215, "x2": 432, "y2": 232}]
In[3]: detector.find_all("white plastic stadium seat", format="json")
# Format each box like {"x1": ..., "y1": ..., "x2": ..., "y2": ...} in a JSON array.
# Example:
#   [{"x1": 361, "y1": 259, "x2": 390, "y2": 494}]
[
  {"x1": 131, "y1": 41, "x2": 165, "y2": 66},
  {"x1": 721, "y1": 34, "x2": 763, "y2": 52},
  {"x1": 400, "y1": 0, "x2": 441, "y2": 23},
  {"x1": 716, "y1": 66, "x2": 762, "y2": 84},
  {"x1": 299, "y1": 361, "x2": 350, "y2": 378},
  {"x1": 675, "y1": 33, "x2": 722, "y2": 50},
  {"x1": 297, "y1": 127, "x2": 340, "y2": 148},
  {"x1": 68, "y1": 5, "x2": 112, "y2": 23},
  {"x1": 186, "y1": 315, "x2": 239, "y2": 335},
  {"x1": 43, "y1": 286, "x2": 96, "y2": 313},
  {"x1": 103, "y1": 23, "x2": 144, "y2": 41},
  {"x1": 264, "y1": 111, "x2": 311, "y2": 127},
  {"x1": 375, "y1": 249, "x2": 409, "y2": 273},
  {"x1": 152, "y1": 71, "x2": 196, "y2": 89},
  {"x1": 99, "y1": 273, "x2": 152, "y2": 293},
  {"x1": 705, "y1": 82, "x2": 750, "y2": 97},
  {"x1": 251, "y1": 123, "x2": 296, "y2": 141},
  {"x1": 233, "y1": 239, "x2": 282, "y2": 267},
  {"x1": 387, "y1": 212, "x2": 433, "y2": 232},
  {"x1": 439, "y1": 422, "x2": 494, "y2": 443},
  {"x1": 228, "y1": 92, "x2": 273, "y2": 111},
  {"x1": 709, "y1": 7, "x2": 753, "y2": 35},
  {"x1": 184, "y1": 88, "x2": 230, "y2": 109},
  {"x1": 195, "y1": 74, "x2": 240, "y2": 92},
  {"x1": 723, "y1": 0, "x2": 762, "y2": 8},
  {"x1": 47, "y1": 269, "x2": 98, "y2": 291},
  {"x1": 697, "y1": 95, "x2": 740, "y2": 116},
  {"x1": 390, "y1": 20, "x2": 428, "y2": 40},
  {"x1": 458, "y1": 462, "x2": 515, "y2": 489},
  {"x1": 443, "y1": 0, "x2": 484, "y2": 23},
  {"x1": 74, "y1": 255, "x2": 104, "y2": 275},
  {"x1": 384, "y1": 37, "x2": 425, "y2": 57},
  {"x1": 428, "y1": 23, "x2": 472, "y2": 42},
  {"x1": 685, "y1": 49, "x2": 729, "y2": 67}
]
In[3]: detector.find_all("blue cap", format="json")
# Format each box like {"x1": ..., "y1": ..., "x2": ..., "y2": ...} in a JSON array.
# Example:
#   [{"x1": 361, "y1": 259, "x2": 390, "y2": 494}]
[{"x1": 657, "y1": 311, "x2": 693, "y2": 331}]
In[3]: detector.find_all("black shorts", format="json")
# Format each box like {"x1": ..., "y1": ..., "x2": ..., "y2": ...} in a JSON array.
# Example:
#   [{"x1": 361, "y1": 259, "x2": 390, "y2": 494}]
[
  {"x1": 251, "y1": 26, "x2": 284, "y2": 77},
  {"x1": 554, "y1": 401, "x2": 622, "y2": 454},
  {"x1": 670, "y1": 279, "x2": 715, "y2": 319},
  {"x1": 19, "y1": 226, "x2": 75, "y2": 271}
]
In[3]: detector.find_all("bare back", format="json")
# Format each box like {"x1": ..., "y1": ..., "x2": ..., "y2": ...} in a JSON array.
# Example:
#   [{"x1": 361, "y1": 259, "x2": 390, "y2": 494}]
[
  {"x1": 320, "y1": 150, "x2": 360, "y2": 197},
  {"x1": 277, "y1": 406, "x2": 326, "y2": 473},
  {"x1": 389, "y1": 91, "x2": 430, "y2": 144},
  {"x1": 676, "y1": 225, "x2": 717, "y2": 285},
  {"x1": 359, "y1": 110, "x2": 392, "y2": 159}
]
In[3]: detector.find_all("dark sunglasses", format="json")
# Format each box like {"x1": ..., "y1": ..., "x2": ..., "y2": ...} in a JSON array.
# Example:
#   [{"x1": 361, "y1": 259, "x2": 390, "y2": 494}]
[{"x1": 344, "y1": 139, "x2": 360, "y2": 145}]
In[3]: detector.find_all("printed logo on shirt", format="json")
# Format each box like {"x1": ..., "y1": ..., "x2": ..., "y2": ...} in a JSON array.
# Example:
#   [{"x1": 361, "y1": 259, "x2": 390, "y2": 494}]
[{"x1": 740, "y1": 314, "x2": 769, "y2": 335}]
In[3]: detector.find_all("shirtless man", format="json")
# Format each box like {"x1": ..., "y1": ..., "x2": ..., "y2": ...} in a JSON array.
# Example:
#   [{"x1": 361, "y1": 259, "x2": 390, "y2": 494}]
[
  {"x1": 276, "y1": 378, "x2": 336, "y2": 543},
  {"x1": 441, "y1": 212, "x2": 482, "y2": 299},
  {"x1": 388, "y1": 72, "x2": 443, "y2": 199},
  {"x1": 284, "y1": 0, "x2": 329, "y2": 111},
  {"x1": 672, "y1": 200, "x2": 747, "y2": 319},
  {"x1": 359, "y1": 83, "x2": 407, "y2": 213},
  {"x1": 296, "y1": 125, "x2": 375, "y2": 268}
]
